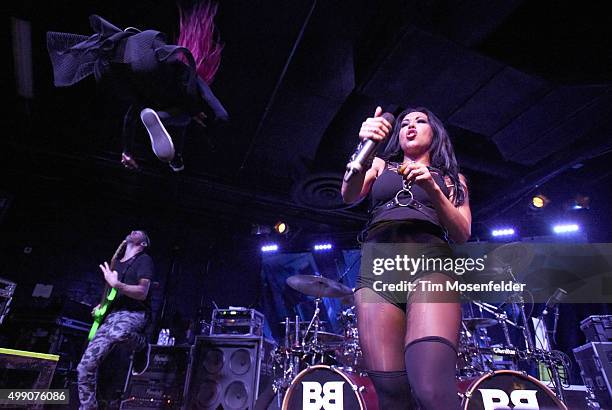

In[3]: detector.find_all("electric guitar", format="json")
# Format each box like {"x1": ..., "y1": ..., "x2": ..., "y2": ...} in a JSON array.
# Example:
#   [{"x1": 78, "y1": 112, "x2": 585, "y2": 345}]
[{"x1": 88, "y1": 240, "x2": 127, "y2": 341}]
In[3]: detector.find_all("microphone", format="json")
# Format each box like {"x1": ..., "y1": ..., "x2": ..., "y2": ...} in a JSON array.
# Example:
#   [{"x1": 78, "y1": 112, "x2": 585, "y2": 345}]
[
  {"x1": 543, "y1": 288, "x2": 567, "y2": 315},
  {"x1": 343, "y1": 112, "x2": 395, "y2": 182}
]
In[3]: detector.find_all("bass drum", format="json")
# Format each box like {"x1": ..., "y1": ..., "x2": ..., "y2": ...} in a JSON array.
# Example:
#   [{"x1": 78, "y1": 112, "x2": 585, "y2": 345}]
[
  {"x1": 282, "y1": 365, "x2": 378, "y2": 410},
  {"x1": 457, "y1": 370, "x2": 567, "y2": 410}
]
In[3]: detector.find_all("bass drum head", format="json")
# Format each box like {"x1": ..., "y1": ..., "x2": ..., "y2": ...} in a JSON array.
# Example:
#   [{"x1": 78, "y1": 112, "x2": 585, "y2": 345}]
[
  {"x1": 282, "y1": 365, "x2": 378, "y2": 410},
  {"x1": 458, "y1": 370, "x2": 567, "y2": 410}
]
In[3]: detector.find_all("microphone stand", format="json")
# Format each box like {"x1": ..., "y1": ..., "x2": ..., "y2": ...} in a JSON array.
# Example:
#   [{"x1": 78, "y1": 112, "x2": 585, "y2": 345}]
[
  {"x1": 337, "y1": 256, "x2": 361, "y2": 285},
  {"x1": 536, "y1": 289, "x2": 567, "y2": 403}
]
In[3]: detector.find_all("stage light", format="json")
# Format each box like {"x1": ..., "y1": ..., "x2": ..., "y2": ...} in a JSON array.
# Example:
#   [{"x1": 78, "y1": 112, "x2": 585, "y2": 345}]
[
  {"x1": 261, "y1": 244, "x2": 279, "y2": 253},
  {"x1": 251, "y1": 224, "x2": 271, "y2": 235},
  {"x1": 552, "y1": 223, "x2": 579, "y2": 234},
  {"x1": 530, "y1": 194, "x2": 549, "y2": 210},
  {"x1": 491, "y1": 228, "x2": 516, "y2": 237},
  {"x1": 571, "y1": 194, "x2": 590, "y2": 210},
  {"x1": 274, "y1": 221, "x2": 289, "y2": 235},
  {"x1": 313, "y1": 243, "x2": 333, "y2": 251}
]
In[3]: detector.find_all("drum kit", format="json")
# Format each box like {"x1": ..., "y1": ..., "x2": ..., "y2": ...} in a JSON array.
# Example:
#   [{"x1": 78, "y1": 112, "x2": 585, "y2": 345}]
[
  {"x1": 269, "y1": 242, "x2": 569, "y2": 409},
  {"x1": 271, "y1": 274, "x2": 373, "y2": 409}
]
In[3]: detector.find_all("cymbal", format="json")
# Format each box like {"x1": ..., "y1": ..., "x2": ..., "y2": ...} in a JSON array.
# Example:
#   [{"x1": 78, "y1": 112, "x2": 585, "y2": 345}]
[
  {"x1": 286, "y1": 275, "x2": 353, "y2": 298},
  {"x1": 463, "y1": 318, "x2": 498, "y2": 330},
  {"x1": 485, "y1": 242, "x2": 535, "y2": 277}
]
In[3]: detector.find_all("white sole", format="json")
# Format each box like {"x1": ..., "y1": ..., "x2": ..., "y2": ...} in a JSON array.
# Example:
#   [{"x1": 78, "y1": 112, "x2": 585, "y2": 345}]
[{"x1": 140, "y1": 108, "x2": 175, "y2": 162}]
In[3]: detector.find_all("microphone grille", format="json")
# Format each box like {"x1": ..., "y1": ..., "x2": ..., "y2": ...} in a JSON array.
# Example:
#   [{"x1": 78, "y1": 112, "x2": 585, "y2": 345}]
[{"x1": 381, "y1": 112, "x2": 395, "y2": 125}]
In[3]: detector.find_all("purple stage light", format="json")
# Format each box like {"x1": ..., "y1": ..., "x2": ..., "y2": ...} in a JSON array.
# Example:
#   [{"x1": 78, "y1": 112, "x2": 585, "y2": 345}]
[
  {"x1": 313, "y1": 243, "x2": 333, "y2": 251},
  {"x1": 491, "y1": 228, "x2": 516, "y2": 237},
  {"x1": 261, "y1": 244, "x2": 279, "y2": 252},
  {"x1": 552, "y1": 223, "x2": 579, "y2": 234}
]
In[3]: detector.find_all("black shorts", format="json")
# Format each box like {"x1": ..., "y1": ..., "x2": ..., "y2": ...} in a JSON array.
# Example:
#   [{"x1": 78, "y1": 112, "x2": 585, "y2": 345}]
[{"x1": 355, "y1": 220, "x2": 458, "y2": 309}]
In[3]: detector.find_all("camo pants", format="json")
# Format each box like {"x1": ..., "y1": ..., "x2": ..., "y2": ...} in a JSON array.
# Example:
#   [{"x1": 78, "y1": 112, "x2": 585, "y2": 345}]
[{"x1": 77, "y1": 310, "x2": 146, "y2": 410}]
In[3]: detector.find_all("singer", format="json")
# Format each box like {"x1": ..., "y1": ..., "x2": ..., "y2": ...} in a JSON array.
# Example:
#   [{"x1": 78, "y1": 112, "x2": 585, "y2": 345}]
[{"x1": 341, "y1": 106, "x2": 471, "y2": 409}]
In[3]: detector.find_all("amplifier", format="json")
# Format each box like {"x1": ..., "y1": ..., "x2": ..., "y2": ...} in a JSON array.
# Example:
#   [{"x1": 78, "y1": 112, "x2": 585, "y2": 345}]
[
  {"x1": 573, "y1": 342, "x2": 612, "y2": 409},
  {"x1": 581, "y1": 315, "x2": 612, "y2": 343},
  {"x1": 120, "y1": 345, "x2": 192, "y2": 410},
  {"x1": 211, "y1": 308, "x2": 264, "y2": 336}
]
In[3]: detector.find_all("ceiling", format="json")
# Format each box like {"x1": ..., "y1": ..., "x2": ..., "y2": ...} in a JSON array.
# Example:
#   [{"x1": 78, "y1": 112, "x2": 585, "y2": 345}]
[{"x1": 5, "y1": 0, "x2": 612, "y2": 245}]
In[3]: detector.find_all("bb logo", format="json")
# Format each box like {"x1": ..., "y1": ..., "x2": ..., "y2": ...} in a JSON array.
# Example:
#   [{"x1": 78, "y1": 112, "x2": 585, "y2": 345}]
[
  {"x1": 302, "y1": 381, "x2": 344, "y2": 410},
  {"x1": 479, "y1": 388, "x2": 540, "y2": 410}
]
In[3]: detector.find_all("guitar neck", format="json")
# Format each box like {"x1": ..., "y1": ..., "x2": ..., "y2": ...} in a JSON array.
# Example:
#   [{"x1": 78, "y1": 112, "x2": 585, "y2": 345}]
[
  {"x1": 98, "y1": 284, "x2": 112, "y2": 305},
  {"x1": 98, "y1": 240, "x2": 127, "y2": 304}
]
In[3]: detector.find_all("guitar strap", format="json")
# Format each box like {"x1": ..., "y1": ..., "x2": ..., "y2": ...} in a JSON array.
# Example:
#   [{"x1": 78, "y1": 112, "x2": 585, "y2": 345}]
[
  {"x1": 98, "y1": 251, "x2": 143, "y2": 306},
  {"x1": 111, "y1": 252, "x2": 145, "y2": 305},
  {"x1": 116, "y1": 252, "x2": 144, "y2": 283}
]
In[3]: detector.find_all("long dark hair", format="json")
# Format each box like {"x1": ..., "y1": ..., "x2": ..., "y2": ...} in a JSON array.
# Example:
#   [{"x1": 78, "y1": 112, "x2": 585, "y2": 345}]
[{"x1": 379, "y1": 107, "x2": 466, "y2": 206}]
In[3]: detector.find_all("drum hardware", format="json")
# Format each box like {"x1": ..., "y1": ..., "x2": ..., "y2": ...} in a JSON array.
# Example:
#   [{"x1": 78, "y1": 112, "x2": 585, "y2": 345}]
[
  {"x1": 459, "y1": 300, "x2": 523, "y2": 376},
  {"x1": 334, "y1": 306, "x2": 362, "y2": 370},
  {"x1": 482, "y1": 242, "x2": 537, "y2": 351},
  {"x1": 459, "y1": 297, "x2": 572, "y2": 407},
  {"x1": 302, "y1": 297, "x2": 323, "y2": 347},
  {"x1": 471, "y1": 300, "x2": 518, "y2": 348}
]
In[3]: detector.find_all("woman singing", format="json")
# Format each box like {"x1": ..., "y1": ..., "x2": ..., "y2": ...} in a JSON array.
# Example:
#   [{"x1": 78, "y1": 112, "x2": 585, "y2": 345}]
[{"x1": 341, "y1": 106, "x2": 471, "y2": 409}]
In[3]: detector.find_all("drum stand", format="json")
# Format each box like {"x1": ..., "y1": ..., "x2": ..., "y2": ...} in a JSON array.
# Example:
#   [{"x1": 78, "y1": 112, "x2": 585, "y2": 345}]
[
  {"x1": 470, "y1": 300, "x2": 520, "y2": 371},
  {"x1": 473, "y1": 301, "x2": 517, "y2": 348},
  {"x1": 302, "y1": 298, "x2": 322, "y2": 348}
]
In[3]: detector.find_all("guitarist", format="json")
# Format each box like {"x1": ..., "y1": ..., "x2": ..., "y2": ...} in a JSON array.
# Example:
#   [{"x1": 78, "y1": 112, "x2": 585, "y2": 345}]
[{"x1": 77, "y1": 230, "x2": 154, "y2": 410}]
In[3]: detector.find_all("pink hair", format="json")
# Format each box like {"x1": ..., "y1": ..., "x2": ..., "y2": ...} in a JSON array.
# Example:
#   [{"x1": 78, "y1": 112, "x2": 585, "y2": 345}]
[{"x1": 177, "y1": 1, "x2": 223, "y2": 84}]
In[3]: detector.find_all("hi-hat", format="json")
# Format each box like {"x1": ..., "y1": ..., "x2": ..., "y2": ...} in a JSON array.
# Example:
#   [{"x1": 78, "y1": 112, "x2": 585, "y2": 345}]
[{"x1": 286, "y1": 275, "x2": 353, "y2": 298}]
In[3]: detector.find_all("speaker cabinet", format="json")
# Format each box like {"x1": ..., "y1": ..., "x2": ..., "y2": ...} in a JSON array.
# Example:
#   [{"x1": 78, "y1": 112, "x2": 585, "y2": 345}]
[
  {"x1": 573, "y1": 342, "x2": 612, "y2": 409},
  {"x1": 185, "y1": 336, "x2": 265, "y2": 410},
  {"x1": 120, "y1": 345, "x2": 192, "y2": 409}
]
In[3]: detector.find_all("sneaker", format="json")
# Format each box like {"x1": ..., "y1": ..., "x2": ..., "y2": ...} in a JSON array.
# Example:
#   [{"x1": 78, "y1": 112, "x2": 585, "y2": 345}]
[
  {"x1": 139, "y1": 108, "x2": 175, "y2": 162},
  {"x1": 169, "y1": 154, "x2": 185, "y2": 172}
]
